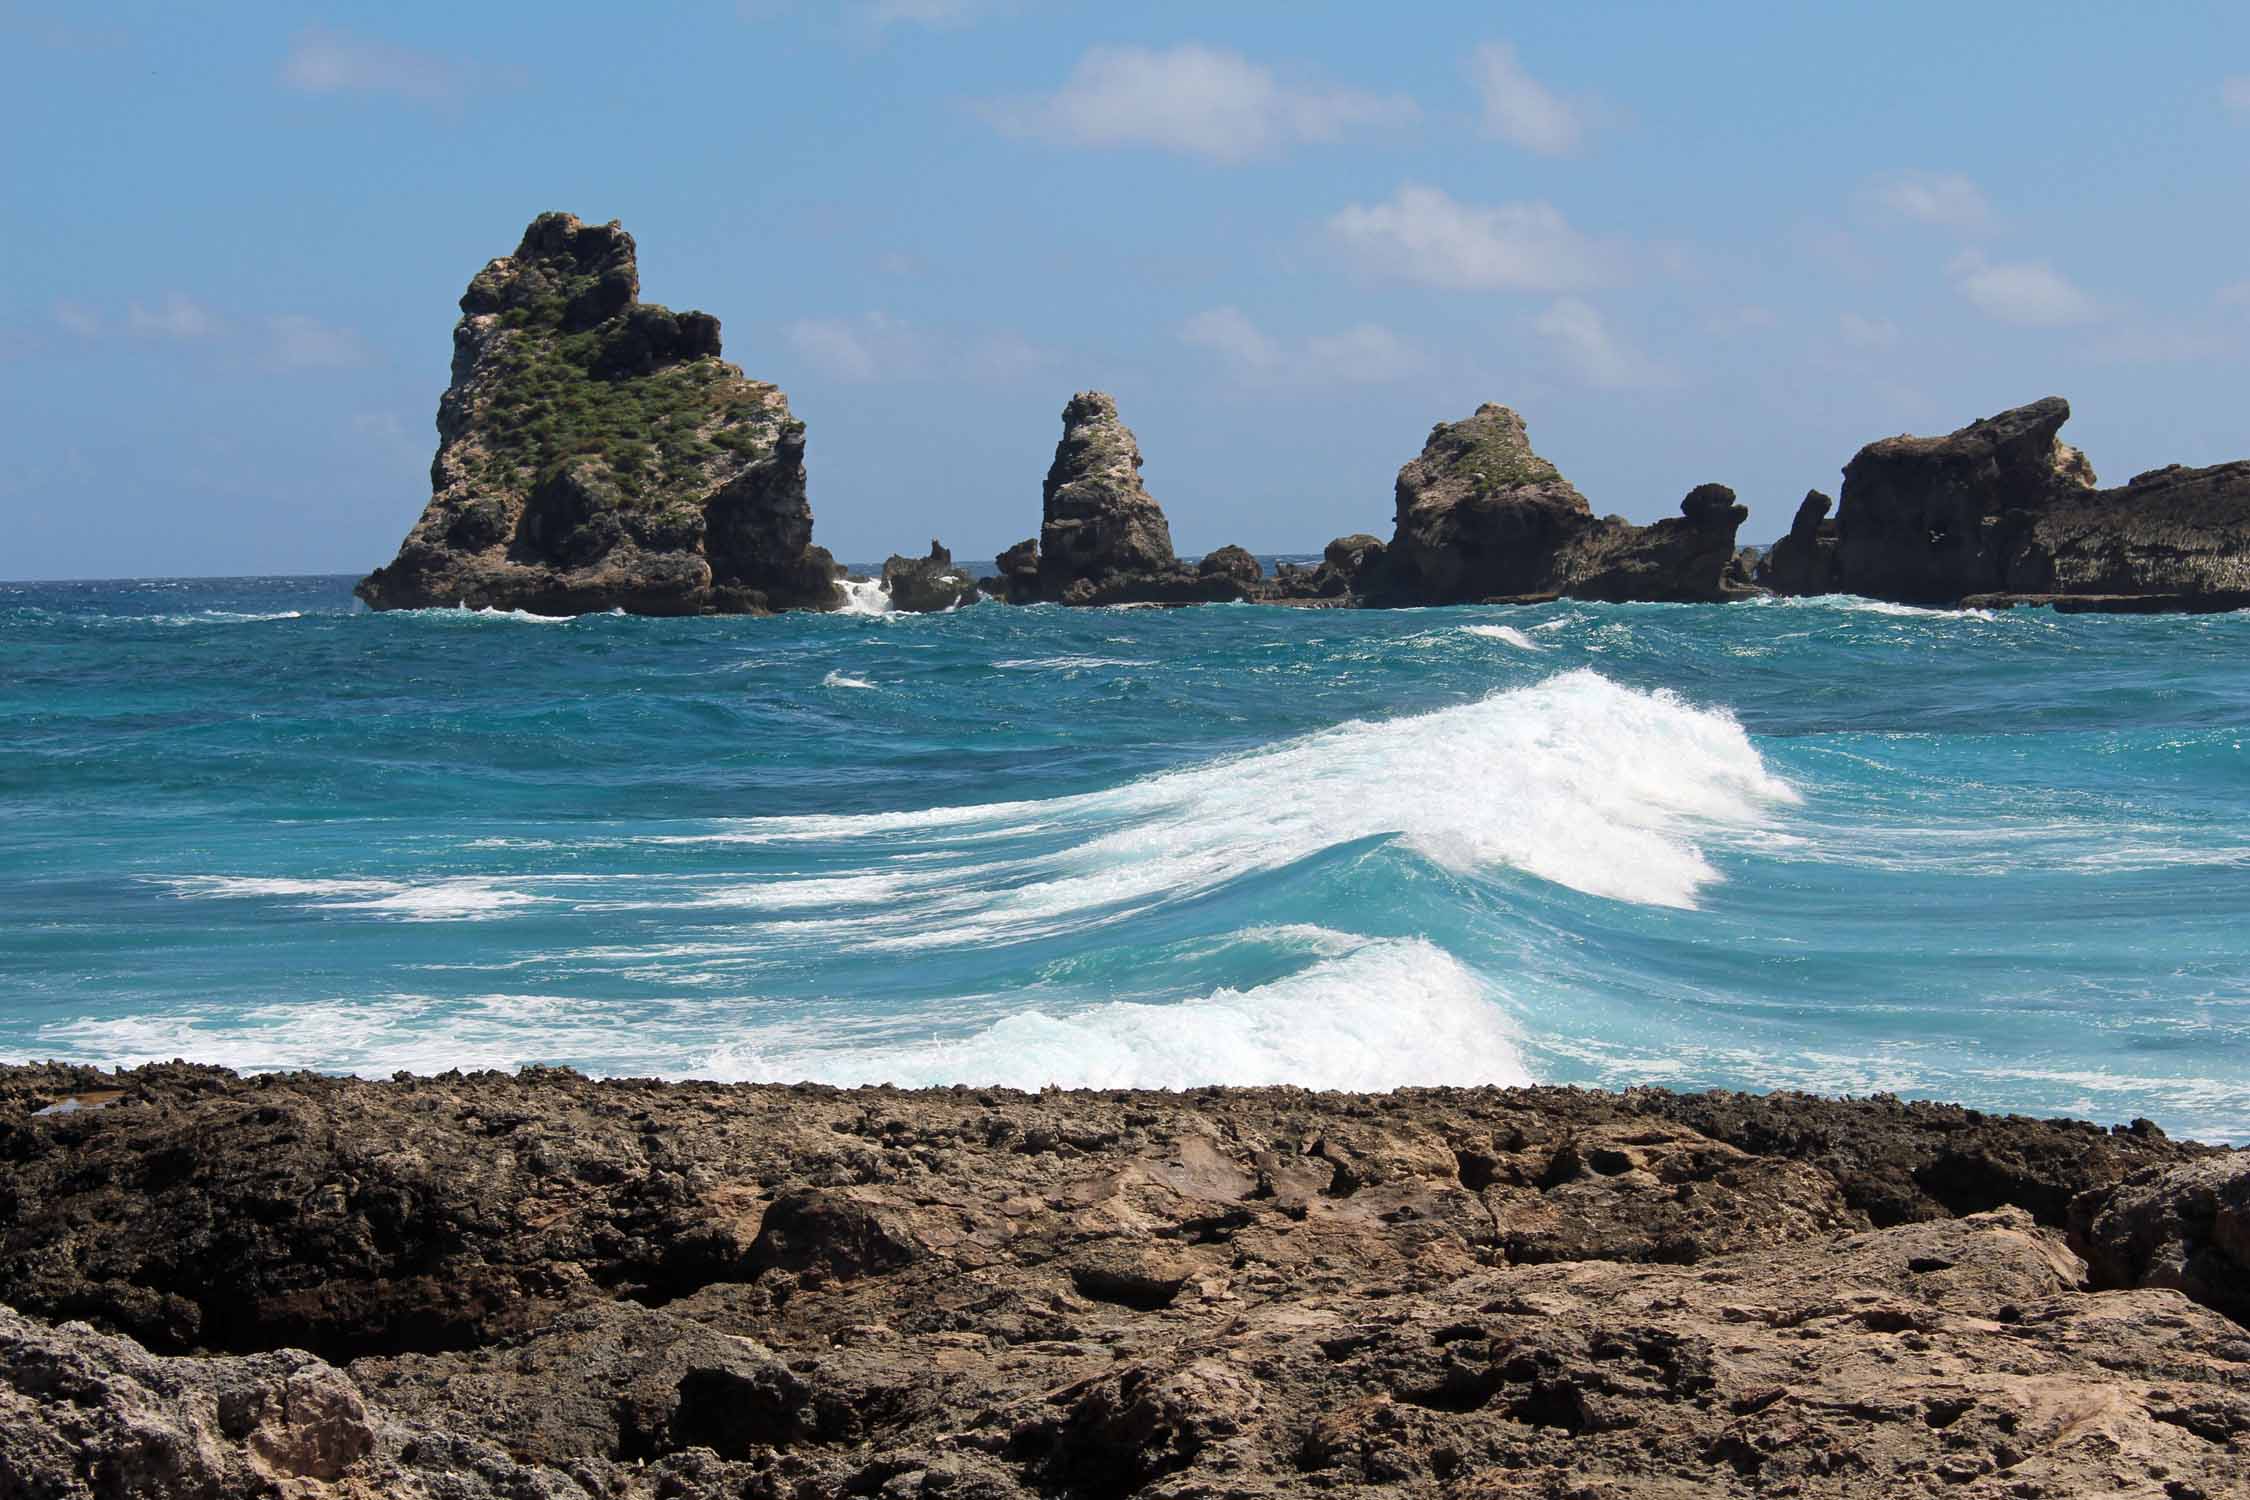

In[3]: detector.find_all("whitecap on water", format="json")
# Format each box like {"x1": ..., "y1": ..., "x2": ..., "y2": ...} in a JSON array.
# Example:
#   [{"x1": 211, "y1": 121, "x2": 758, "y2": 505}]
[
  {"x1": 155, "y1": 875, "x2": 542, "y2": 921},
  {"x1": 833, "y1": 578, "x2": 893, "y2": 616},
  {"x1": 703, "y1": 935, "x2": 1531, "y2": 1092},
  {"x1": 821, "y1": 670, "x2": 876, "y2": 690},
  {"x1": 665, "y1": 670, "x2": 1797, "y2": 947},
  {"x1": 1460, "y1": 624, "x2": 1546, "y2": 650}
]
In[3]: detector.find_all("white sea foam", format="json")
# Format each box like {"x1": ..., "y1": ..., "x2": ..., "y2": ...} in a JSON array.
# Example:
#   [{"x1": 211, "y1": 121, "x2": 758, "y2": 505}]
[
  {"x1": 704, "y1": 937, "x2": 1531, "y2": 1092},
  {"x1": 157, "y1": 875, "x2": 541, "y2": 921},
  {"x1": 834, "y1": 578, "x2": 892, "y2": 616},
  {"x1": 1460, "y1": 624, "x2": 1546, "y2": 650},
  {"x1": 992, "y1": 656, "x2": 1153, "y2": 671},
  {"x1": 664, "y1": 671, "x2": 1795, "y2": 945},
  {"x1": 821, "y1": 670, "x2": 877, "y2": 690}
]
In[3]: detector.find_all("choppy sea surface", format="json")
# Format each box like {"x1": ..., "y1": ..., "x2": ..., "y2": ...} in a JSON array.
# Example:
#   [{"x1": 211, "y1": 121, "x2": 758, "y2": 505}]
[{"x1": 3, "y1": 573, "x2": 2245, "y2": 1140}]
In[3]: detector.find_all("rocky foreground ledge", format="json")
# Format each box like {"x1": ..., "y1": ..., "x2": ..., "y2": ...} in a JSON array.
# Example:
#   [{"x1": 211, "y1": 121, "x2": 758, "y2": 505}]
[{"x1": 3, "y1": 1063, "x2": 2245, "y2": 1499}]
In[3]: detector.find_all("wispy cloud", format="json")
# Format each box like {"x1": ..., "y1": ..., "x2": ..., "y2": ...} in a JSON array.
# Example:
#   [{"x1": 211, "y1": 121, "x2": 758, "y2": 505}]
[
  {"x1": 266, "y1": 314, "x2": 365, "y2": 369},
  {"x1": 279, "y1": 29, "x2": 517, "y2": 106},
  {"x1": 52, "y1": 301, "x2": 102, "y2": 338},
  {"x1": 1327, "y1": 184, "x2": 1610, "y2": 292},
  {"x1": 1178, "y1": 307, "x2": 1421, "y2": 386},
  {"x1": 1838, "y1": 312, "x2": 1900, "y2": 348},
  {"x1": 1470, "y1": 42, "x2": 1598, "y2": 156},
  {"x1": 1858, "y1": 169, "x2": 1993, "y2": 230},
  {"x1": 787, "y1": 316, "x2": 884, "y2": 381},
  {"x1": 785, "y1": 313, "x2": 1052, "y2": 384},
  {"x1": 2223, "y1": 75, "x2": 2250, "y2": 115},
  {"x1": 1534, "y1": 298, "x2": 1665, "y2": 389},
  {"x1": 1949, "y1": 251, "x2": 2096, "y2": 326},
  {"x1": 2218, "y1": 279, "x2": 2250, "y2": 308},
  {"x1": 983, "y1": 44, "x2": 1416, "y2": 163},
  {"x1": 1704, "y1": 305, "x2": 1779, "y2": 337},
  {"x1": 127, "y1": 294, "x2": 220, "y2": 339}
]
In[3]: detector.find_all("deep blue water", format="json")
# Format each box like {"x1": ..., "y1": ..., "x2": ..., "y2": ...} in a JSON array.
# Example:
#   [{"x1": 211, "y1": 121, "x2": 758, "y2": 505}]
[{"x1": 2, "y1": 573, "x2": 2245, "y2": 1140}]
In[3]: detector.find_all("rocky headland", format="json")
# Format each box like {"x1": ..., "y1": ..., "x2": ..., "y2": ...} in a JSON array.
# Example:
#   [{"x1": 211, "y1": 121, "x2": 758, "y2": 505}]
[
  {"x1": 356, "y1": 214, "x2": 837, "y2": 616},
  {"x1": 1756, "y1": 397, "x2": 2250, "y2": 612},
  {"x1": 3, "y1": 1061, "x2": 2246, "y2": 1498}
]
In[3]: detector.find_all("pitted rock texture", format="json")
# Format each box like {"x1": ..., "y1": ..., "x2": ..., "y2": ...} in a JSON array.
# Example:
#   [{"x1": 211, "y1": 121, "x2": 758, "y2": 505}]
[
  {"x1": 881, "y1": 541, "x2": 979, "y2": 613},
  {"x1": 0, "y1": 1062, "x2": 2242, "y2": 1499},
  {"x1": 1038, "y1": 392, "x2": 1180, "y2": 595},
  {"x1": 1373, "y1": 405, "x2": 1752, "y2": 605},
  {"x1": 1755, "y1": 489, "x2": 1842, "y2": 595},
  {"x1": 355, "y1": 212, "x2": 837, "y2": 616},
  {"x1": 1799, "y1": 396, "x2": 2250, "y2": 609}
]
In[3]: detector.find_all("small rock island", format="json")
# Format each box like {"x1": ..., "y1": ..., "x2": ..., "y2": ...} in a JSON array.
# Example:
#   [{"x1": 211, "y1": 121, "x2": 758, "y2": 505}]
[
  {"x1": 358, "y1": 215, "x2": 2250, "y2": 617},
  {"x1": 356, "y1": 214, "x2": 836, "y2": 616}
]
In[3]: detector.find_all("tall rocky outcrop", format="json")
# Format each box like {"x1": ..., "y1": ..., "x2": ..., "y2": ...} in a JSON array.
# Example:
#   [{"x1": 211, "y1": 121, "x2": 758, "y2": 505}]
[
  {"x1": 1370, "y1": 404, "x2": 1753, "y2": 605},
  {"x1": 356, "y1": 213, "x2": 837, "y2": 616},
  {"x1": 1011, "y1": 392, "x2": 1259, "y2": 605},
  {"x1": 1754, "y1": 490, "x2": 1842, "y2": 595},
  {"x1": 1776, "y1": 397, "x2": 2250, "y2": 610}
]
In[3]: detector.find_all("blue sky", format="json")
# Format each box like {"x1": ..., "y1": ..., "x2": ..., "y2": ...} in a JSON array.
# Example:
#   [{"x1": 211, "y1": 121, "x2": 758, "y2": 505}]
[{"x1": 6, "y1": 1, "x2": 2249, "y2": 579}]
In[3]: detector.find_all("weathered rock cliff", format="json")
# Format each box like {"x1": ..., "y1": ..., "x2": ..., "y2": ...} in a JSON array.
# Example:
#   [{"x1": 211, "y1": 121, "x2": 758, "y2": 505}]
[
  {"x1": 356, "y1": 213, "x2": 837, "y2": 616},
  {"x1": 1371, "y1": 404, "x2": 1753, "y2": 605},
  {"x1": 2, "y1": 1062, "x2": 2245, "y2": 1499},
  {"x1": 1779, "y1": 397, "x2": 2250, "y2": 610},
  {"x1": 1027, "y1": 392, "x2": 1257, "y2": 605}
]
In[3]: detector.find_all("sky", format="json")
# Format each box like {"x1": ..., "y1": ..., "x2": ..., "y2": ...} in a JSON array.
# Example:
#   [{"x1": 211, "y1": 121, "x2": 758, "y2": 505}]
[{"x1": 5, "y1": 1, "x2": 2250, "y2": 579}]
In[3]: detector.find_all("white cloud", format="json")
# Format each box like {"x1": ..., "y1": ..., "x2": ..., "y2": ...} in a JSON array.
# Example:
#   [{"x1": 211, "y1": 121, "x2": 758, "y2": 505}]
[
  {"x1": 2217, "y1": 279, "x2": 2250, "y2": 307},
  {"x1": 279, "y1": 29, "x2": 515, "y2": 105},
  {"x1": 1949, "y1": 252, "x2": 2097, "y2": 326},
  {"x1": 984, "y1": 44, "x2": 1416, "y2": 163},
  {"x1": 1859, "y1": 169, "x2": 1993, "y2": 230},
  {"x1": 1533, "y1": 297, "x2": 1665, "y2": 389},
  {"x1": 2223, "y1": 75, "x2": 2250, "y2": 114},
  {"x1": 352, "y1": 412, "x2": 406, "y2": 438},
  {"x1": 859, "y1": 0, "x2": 991, "y2": 25},
  {"x1": 1179, "y1": 306, "x2": 1420, "y2": 386},
  {"x1": 127, "y1": 294, "x2": 219, "y2": 339},
  {"x1": 787, "y1": 317, "x2": 884, "y2": 381},
  {"x1": 1180, "y1": 307, "x2": 1282, "y2": 372},
  {"x1": 1838, "y1": 312, "x2": 1900, "y2": 348},
  {"x1": 1327, "y1": 184, "x2": 1609, "y2": 292},
  {"x1": 1470, "y1": 42, "x2": 1592, "y2": 156},
  {"x1": 1704, "y1": 305, "x2": 1778, "y2": 337},
  {"x1": 961, "y1": 329, "x2": 1054, "y2": 383},
  {"x1": 786, "y1": 313, "x2": 1050, "y2": 384},
  {"x1": 266, "y1": 314, "x2": 364, "y2": 369},
  {"x1": 52, "y1": 301, "x2": 101, "y2": 337}
]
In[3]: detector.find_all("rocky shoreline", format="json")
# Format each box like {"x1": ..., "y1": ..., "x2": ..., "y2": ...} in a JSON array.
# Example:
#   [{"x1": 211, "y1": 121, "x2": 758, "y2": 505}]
[
  {"x1": 3, "y1": 1061, "x2": 2245, "y2": 1497},
  {"x1": 357, "y1": 214, "x2": 2250, "y2": 620}
]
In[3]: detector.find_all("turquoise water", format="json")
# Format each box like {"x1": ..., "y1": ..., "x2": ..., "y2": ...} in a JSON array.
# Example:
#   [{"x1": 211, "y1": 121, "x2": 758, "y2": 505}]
[{"x1": 3, "y1": 574, "x2": 2245, "y2": 1140}]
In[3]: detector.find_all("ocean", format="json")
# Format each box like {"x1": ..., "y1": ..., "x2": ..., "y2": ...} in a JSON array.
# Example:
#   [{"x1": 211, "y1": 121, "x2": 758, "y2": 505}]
[{"x1": 2, "y1": 573, "x2": 2244, "y2": 1141}]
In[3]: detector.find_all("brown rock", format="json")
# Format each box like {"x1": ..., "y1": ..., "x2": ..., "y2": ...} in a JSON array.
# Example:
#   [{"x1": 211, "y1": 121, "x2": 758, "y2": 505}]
[{"x1": 356, "y1": 212, "x2": 837, "y2": 616}]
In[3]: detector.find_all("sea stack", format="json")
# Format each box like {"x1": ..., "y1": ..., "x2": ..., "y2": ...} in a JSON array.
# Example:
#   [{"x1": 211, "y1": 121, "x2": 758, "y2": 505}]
[
  {"x1": 1372, "y1": 403, "x2": 1752, "y2": 605},
  {"x1": 1018, "y1": 391, "x2": 1254, "y2": 605},
  {"x1": 1782, "y1": 396, "x2": 2250, "y2": 610},
  {"x1": 355, "y1": 213, "x2": 837, "y2": 616}
]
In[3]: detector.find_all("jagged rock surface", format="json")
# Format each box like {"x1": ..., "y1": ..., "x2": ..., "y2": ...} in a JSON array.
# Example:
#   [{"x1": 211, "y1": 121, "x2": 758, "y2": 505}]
[
  {"x1": 356, "y1": 213, "x2": 837, "y2": 616},
  {"x1": 881, "y1": 541, "x2": 978, "y2": 613},
  {"x1": 1755, "y1": 489, "x2": 1842, "y2": 594},
  {"x1": 1563, "y1": 483, "x2": 1763, "y2": 603},
  {"x1": 1795, "y1": 397, "x2": 2250, "y2": 609},
  {"x1": 2, "y1": 1063, "x2": 2245, "y2": 1499},
  {"x1": 1032, "y1": 393, "x2": 1250, "y2": 605},
  {"x1": 1372, "y1": 405, "x2": 1751, "y2": 605}
]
